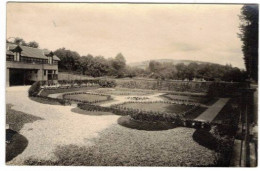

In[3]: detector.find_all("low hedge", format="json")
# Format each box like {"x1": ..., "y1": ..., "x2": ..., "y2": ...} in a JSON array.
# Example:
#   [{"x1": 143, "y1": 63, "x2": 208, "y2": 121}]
[
  {"x1": 98, "y1": 79, "x2": 117, "y2": 88},
  {"x1": 57, "y1": 79, "x2": 116, "y2": 88},
  {"x1": 31, "y1": 95, "x2": 71, "y2": 106}
]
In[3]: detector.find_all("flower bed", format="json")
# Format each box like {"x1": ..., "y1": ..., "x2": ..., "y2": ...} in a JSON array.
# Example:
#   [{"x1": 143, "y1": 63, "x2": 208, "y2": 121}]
[
  {"x1": 126, "y1": 97, "x2": 150, "y2": 101},
  {"x1": 113, "y1": 101, "x2": 200, "y2": 122}
]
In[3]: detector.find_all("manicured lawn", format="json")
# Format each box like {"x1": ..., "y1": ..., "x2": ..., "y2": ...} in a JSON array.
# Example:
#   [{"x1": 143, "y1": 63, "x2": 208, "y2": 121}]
[
  {"x1": 24, "y1": 125, "x2": 220, "y2": 166},
  {"x1": 40, "y1": 86, "x2": 99, "y2": 97},
  {"x1": 6, "y1": 104, "x2": 43, "y2": 132},
  {"x1": 92, "y1": 88, "x2": 155, "y2": 96},
  {"x1": 63, "y1": 93, "x2": 109, "y2": 103},
  {"x1": 118, "y1": 102, "x2": 193, "y2": 113}
]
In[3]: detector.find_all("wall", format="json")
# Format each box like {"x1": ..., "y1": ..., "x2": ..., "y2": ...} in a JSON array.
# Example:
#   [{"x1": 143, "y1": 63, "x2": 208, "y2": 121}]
[{"x1": 58, "y1": 72, "x2": 93, "y2": 81}]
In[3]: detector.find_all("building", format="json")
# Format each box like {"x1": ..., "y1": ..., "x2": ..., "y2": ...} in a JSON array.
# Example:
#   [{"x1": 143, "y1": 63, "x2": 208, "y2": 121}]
[{"x1": 6, "y1": 43, "x2": 60, "y2": 86}]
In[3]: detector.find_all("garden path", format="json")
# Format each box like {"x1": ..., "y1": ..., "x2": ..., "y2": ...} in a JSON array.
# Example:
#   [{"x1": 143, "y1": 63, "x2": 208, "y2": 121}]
[
  {"x1": 6, "y1": 86, "x2": 120, "y2": 164},
  {"x1": 194, "y1": 98, "x2": 230, "y2": 122}
]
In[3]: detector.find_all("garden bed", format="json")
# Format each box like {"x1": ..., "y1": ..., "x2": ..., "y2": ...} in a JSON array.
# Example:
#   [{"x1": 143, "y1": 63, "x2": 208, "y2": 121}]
[{"x1": 117, "y1": 102, "x2": 193, "y2": 113}]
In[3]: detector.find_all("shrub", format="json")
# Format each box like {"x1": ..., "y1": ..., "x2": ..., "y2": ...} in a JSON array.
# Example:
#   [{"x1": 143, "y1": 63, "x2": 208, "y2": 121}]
[
  {"x1": 28, "y1": 81, "x2": 41, "y2": 97},
  {"x1": 98, "y1": 80, "x2": 117, "y2": 88}
]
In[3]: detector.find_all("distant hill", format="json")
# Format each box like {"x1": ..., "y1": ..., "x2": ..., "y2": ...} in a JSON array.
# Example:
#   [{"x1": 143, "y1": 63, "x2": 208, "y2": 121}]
[{"x1": 128, "y1": 59, "x2": 215, "y2": 69}]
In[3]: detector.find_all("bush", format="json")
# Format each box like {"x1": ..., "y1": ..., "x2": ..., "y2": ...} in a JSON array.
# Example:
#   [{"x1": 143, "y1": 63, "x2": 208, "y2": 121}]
[
  {"x1": 98, "y1": 80, "x2": 117, "y2": 88},
  {"x1": 28, "y1": 81, "x2": 41, "y2": 97}
]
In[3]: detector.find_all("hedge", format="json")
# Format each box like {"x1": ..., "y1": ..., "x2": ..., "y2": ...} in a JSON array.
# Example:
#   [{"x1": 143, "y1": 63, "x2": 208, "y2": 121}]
[{"x1": 28, "y1": 81, "x2": 42, "y2": 97}]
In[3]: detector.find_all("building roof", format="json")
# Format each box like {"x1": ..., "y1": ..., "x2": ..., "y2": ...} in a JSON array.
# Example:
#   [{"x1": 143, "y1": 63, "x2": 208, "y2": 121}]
[
  {"x1": 42, "y1": 49, "x2": 61, "y2": 61},
  {"x1": 6, "y1": 50, "x2": 14, "y2": 55},
  {"x1": 6, "y1": 43, "x2": 60, "y2": 61}
]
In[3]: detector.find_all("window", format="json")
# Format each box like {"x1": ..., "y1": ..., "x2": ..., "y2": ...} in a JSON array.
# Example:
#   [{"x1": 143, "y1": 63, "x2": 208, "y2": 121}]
[{"x1": 44, "y1": 70, "x2": 47, "y2": 76}]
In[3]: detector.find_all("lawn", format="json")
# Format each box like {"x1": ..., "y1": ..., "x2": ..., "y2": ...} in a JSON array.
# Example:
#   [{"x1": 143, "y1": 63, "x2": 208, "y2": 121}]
[
  {"x1": 118, "y1": 102, "x2": 193, "y2": 113},
  {"x1": 6, "y1": 104, "x2": 43, "y2": 162},
  {"x1": 6, "y1": 104, "x2": 43, "y2": 132},
  {"x1": 24, "y1": 125, "x2": 220, "y2": 166},
  {"x1": 63, "y1": 93, "x2": 110, "y2": 103},
  {"x1": 92, "y1": 88, "x2": 155, "y2": 96},
  {"x1": 162, "y1": 94, "x2": 218, "y2": 105}
]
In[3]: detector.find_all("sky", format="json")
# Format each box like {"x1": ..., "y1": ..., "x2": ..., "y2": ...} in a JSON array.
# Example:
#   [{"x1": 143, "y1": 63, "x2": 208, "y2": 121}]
[{"x1": 7, "y1": 3, "x2": 245, "y2": 69}]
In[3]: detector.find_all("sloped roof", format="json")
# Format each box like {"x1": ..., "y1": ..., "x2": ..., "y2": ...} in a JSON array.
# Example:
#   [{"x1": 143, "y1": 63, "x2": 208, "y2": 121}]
[
  {"x1": 53, "y1": 55, "x2": 60, "y2": 61},
  {"x1": 42, "y1": 49, "x2": 60, "y2": 61},
  {"x1": 20, "y1": 45, "x2": 47, "y2": 59},
  {"x1": 6, "y1": 50, "x2": 14, "y2": 55},
  {"x1": 6, "y1": 43, "x2": 60, "y2": 61}
]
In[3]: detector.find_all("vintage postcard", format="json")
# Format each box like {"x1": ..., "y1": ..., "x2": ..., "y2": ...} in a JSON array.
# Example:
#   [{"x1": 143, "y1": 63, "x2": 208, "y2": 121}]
[{"x1": 5, "y1": 2, "x2": 258, "y2": 167}]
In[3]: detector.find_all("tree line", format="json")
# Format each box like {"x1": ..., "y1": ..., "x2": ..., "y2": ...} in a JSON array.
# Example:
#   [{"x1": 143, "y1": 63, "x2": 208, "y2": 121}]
[
  {"x1": 7, "y1": 5, "x2": 257, "y2": 82},
  {"x1": 7, "y1": 37, "x2": 39, "y2": 48},
  {"x1": 53, "y1": 47, "x2": 246, "y2": 82},
  {"x1": 7, "y1": 38, "x2": 247, "y2": 82}
]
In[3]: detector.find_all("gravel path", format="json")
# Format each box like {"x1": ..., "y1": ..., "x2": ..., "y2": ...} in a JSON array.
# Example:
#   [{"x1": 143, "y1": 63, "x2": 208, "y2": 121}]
[{"x1": 6, "y1": 86, "x2": 120, "y2": 164}]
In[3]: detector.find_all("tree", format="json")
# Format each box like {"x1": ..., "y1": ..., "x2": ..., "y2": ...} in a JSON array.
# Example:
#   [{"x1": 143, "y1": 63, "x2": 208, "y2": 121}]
[
  {"x1": 13, "y1": 37, "x2": 27, "y2": 46},
  {"x1": 27, "y1": 41, "x2": 39, "y2": 48},
  {"x1": 238, "y1": 5, "x2": 259, "y2": 82},
  {"x1": 8, "y1": 37, "x2": 40, "y2": 48},
  {"x1": 54, "y1": 48, "x2": 80, "y2": 72},
  {"x1": 148, "y1": 60, "x2": 162, "y2": 73},
  {"x1": 112, "y1": 53, "x2": 126, "y2": 77}
]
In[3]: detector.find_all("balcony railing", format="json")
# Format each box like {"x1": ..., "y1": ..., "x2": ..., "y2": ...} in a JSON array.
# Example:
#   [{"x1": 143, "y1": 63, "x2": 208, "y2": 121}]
[{"x1": 6, "y1": 55, "x2": 58, "y2": 65}]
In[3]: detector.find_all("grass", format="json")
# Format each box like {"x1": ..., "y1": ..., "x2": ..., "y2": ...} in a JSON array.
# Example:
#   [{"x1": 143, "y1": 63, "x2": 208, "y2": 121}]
[
  {"x1": 6, "y1": 104, "x2": 43, "y2": 132},
  {"x1": 63, "y1": 93, "x2": 109, "y2": 103},
  {"x1": 24, "y1": 125, "x2": 220, "y2": 166},
  {"x1": 161, "y1": 94, "x2": 219, "y2": 105},
  {"x1": 118, "y1": 102, "x2": 193, "y2": 113},
  {"x1": 6, "y1": 104, "x2": 43, "y2": 162},
  {"x1": 92, "y1": 88, "x2": 155, "y2": 96},
  {"x1": 40, "y1": 86, "x2": 99, "y2": 97}
]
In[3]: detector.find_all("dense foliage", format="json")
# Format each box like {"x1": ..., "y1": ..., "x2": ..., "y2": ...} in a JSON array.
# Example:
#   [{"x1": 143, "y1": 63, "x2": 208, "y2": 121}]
[
  {"x1": 8, "y1": 37, "x2": 247, "y2": 82},
  {"x1": 54, "y1": 47, "x2": 246, "y2": 81},
  {"x1": 7, "y1": 37, "x2": 39, "y2": 48},
  {"x1": 238, "y1": 5, "x2": 259, "y2": 82},
  {"x1": 146, "y1": 61, "x2": 247, "y2": 82},
  {"x1": 28, "y1": 81, "x2": 41, "y2": 97}
]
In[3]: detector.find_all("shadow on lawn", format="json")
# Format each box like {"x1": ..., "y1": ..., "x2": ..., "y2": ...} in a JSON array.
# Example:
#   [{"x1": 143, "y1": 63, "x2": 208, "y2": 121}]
[
  {"x1": 192, "y1": 129, "x2": 220, "y2": 152},
  {"x1": 117, "y1": 116, "x2": 178, "y2": 131},
  {"x1": 6, "y1": 129, "x2": 28, "y2": 162}
]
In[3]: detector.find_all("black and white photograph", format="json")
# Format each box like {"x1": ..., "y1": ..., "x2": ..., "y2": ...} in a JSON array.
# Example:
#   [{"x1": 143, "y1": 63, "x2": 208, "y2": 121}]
[{"x1": 2, "y1": 0, "x2": 259, "y2": 168}]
